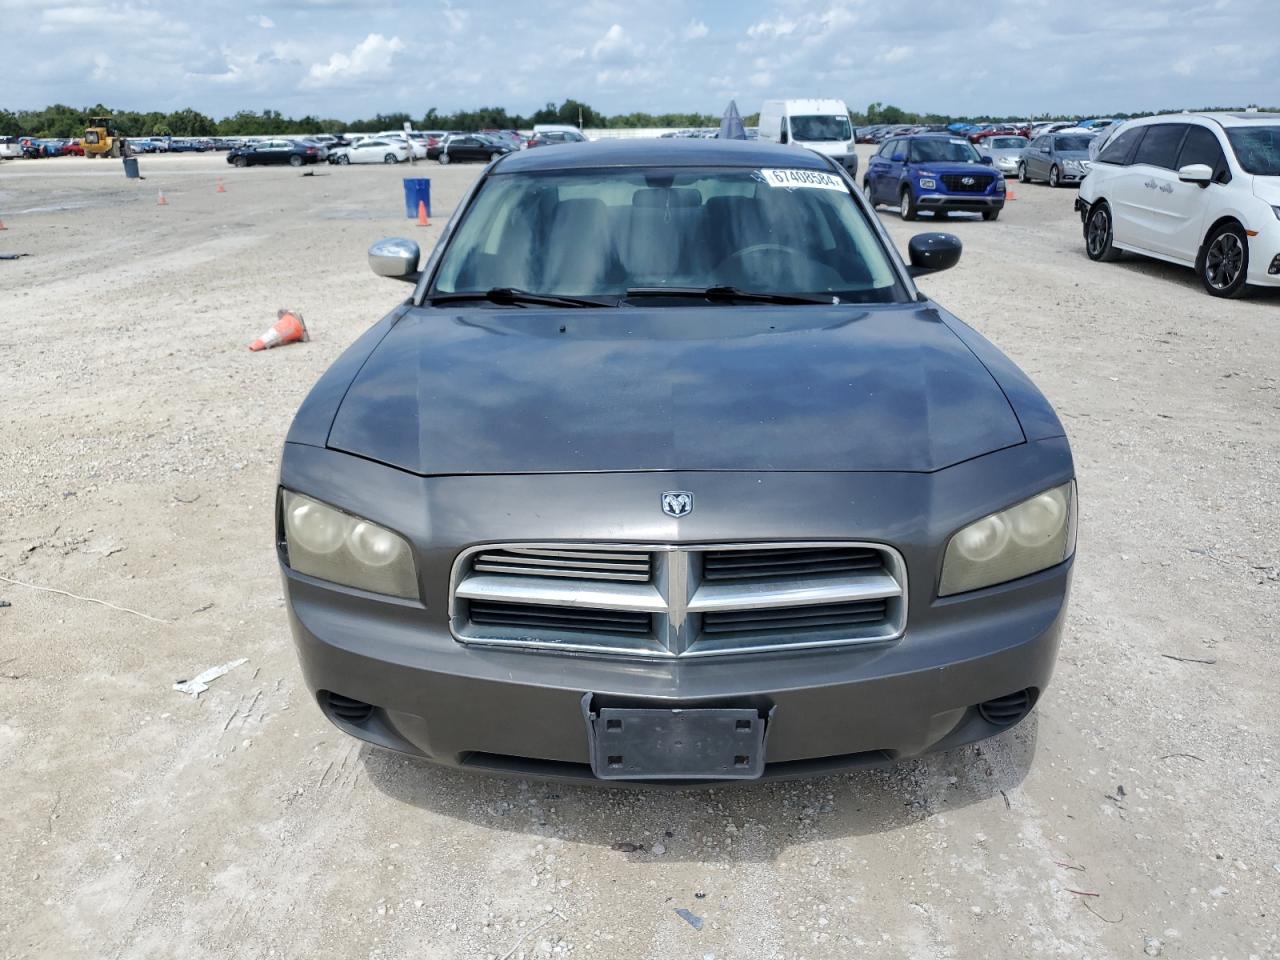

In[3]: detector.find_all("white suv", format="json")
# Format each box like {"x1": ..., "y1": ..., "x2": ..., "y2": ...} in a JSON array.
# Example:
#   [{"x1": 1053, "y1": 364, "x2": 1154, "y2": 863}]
[{"x1": 1076, "y1": 113, "x2": 1280, "y2": 298}]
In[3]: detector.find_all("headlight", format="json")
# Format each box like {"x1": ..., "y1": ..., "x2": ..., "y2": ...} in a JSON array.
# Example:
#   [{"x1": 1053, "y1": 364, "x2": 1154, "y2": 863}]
[
  {"x1": 1063, "y1": 160, "x2": 1082, "y2": 171},
  {"x1": 939, "y1": 482, "x2": 1075, "y2": 596},
  {"x1": 918, "y1": 178, "x2": 937, "y2": 190},
  {"x1": 280, "y1": 490, "x2": 418, "y2": 599},
  {"x1": 994, "y1": 177, "x2": 1006, "y2": 192}
]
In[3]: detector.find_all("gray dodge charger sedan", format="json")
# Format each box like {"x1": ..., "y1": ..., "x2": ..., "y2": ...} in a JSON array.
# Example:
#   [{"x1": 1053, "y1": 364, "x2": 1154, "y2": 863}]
[{"x1": 278, "y1": 139, "x2": 1076, "y2": 783}]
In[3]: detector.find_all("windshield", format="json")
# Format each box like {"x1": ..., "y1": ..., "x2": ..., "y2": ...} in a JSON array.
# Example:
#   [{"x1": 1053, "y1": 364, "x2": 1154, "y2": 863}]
[
  {"x1": 990, "y1": 137, "x2": 1027, "y2": 149},
  {"x1": 908, "y1": 139, "x2": 981, "y2": 163},
  {"x1": 1226, "y1": 127, "x2": 1280, "y2": 176},
  {"x1": 1054, "y1": 135, "x2": 1092, "y2": 152},
  {"x1": 430, "y1": 167, "x2": 905, "y2": 304},
  {"x1": 789, "y1": 115, "x2": 852, "y2": 142}
]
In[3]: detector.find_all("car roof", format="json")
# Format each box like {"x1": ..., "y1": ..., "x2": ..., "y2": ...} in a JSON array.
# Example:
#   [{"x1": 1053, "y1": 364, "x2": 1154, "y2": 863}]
[
  {"x1": 496, "y1": 137, "x2": 834, "y2": 173},
  {"x1": 1136, "y1": 111, "x2": 1280, "y2": 128}
]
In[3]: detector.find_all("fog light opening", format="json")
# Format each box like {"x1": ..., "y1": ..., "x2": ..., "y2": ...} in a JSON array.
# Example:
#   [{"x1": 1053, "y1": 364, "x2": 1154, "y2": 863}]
[
  {"x1": 977, "y1": 689, "x2": 1034, "y2": 727},
  {"x1": 324, "y1": 691, "x2": 376, "y2": 725},
  {"x1": 1268, "y1": 254, "x2": 1280, "y2": 276}
]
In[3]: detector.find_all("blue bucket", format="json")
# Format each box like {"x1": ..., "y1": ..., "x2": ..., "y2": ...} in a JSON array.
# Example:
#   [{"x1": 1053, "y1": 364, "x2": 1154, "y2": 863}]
[{"x1": 403, "y1": 178, "x2": 431, "y2": 219}]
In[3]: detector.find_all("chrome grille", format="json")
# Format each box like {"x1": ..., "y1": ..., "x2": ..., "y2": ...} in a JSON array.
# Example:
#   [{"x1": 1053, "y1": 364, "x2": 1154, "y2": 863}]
[
  {"x1": 472, "y1": 547, "x2": 652, "y2": 582},
  {"x1": 701, "y1": 546, "x2": 883, "y2": 582},
  {"x1": 469, "y1": 600, "x2": 654, "y2": 635},
  {"x1": 451, "y1": 542, "x2": 906, "y2": 658}
]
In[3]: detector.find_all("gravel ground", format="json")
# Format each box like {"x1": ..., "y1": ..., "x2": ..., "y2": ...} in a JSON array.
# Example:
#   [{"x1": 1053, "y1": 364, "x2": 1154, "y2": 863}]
[{"x1": 1, "y1": 148, "x2": 1277, "y2": 960}]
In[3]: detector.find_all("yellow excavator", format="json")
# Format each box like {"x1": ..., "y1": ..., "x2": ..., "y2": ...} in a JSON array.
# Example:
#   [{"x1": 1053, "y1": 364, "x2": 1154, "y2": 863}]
[{"x1": 83, "y1": 116, "x2": 130, "y2": 158}]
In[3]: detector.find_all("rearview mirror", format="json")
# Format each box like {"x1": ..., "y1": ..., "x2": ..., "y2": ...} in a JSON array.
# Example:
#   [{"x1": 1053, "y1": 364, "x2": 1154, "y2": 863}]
[
  {"x1": 907, "y1": 233, "x2": 962, "y2": 277},
  {"x1": 1177, "y1": 163, "x2": 1213, "y2": 186},
  {"x1": 369, "y1": 237, "x2": 421, "y2": 283},
  {"x1": 980, "y1": 155, "x2": 993, "y2": 165}
]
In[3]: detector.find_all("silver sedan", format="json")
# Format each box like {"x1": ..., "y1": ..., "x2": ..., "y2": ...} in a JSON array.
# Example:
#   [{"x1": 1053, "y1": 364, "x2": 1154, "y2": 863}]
[{"x1": 980, "y1": 136, "x2": 1030, "y2": 177}]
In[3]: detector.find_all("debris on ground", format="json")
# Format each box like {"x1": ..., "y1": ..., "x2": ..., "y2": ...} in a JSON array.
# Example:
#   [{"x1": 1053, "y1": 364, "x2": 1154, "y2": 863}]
[
  {"x1": 610, "y1": 841, "x2": 645, "y2": 853},
  {"x1": 0, "y1": 573, "x2": 168, "y2": 623},
  {"x1": 674, "y1": 908, "x2": 704, "y2": 931},
  {"x1": 173, "y1": 658, "x2": 248, "y2": 697},
  {"x1": 0, "y1": 599, "x2": 10, "y2": 608}
]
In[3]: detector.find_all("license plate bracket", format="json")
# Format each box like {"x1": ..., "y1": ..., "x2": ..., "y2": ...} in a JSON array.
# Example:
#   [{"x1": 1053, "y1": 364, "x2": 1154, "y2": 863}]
[{"x1": 586, "y1": 705, "x2": 767, "y2": 780}]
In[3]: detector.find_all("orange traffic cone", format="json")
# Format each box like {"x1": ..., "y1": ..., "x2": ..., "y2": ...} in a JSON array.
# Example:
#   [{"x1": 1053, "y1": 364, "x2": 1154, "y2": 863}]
[
  {"x1": 157, "y1": 189, "x2": 168, "y2": 206},
  {"x1": 216, "y1": 180, "x2": 226, "y2": 194},
  {"x1": 416, "y1": 199, "x2": 429, "y2": 227},
  {"x1": 249, "y1": 309, "x2": 309, "y2": 351},
  {"x1": 1005, "y1": 187, "x2": 1017, "y2": 201}
]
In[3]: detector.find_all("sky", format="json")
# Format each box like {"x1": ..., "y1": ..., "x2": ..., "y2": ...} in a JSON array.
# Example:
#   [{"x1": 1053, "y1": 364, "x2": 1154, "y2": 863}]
[{"x1": 3, "y1": 0, "x2": 1279, "y2": 120}]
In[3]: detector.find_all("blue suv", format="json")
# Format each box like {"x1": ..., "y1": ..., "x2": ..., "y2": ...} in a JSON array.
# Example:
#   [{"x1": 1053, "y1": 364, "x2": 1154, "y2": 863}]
[{"x1": 864, "y1": 134, "x2": 1007, "y2": 221}]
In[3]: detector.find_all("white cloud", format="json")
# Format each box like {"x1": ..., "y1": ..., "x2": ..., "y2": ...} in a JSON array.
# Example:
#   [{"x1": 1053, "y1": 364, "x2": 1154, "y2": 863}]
[
  {"x1": 248, "y1": 14, "x2": 274, "y2": 29},
  {"x1": 682, "y1": 19, "x2": 708, "y2": 40},
  {"x1": 40, "y1": 3, "x2": 166, "y2": 32},
  {"x1": 303, "y1": 33, "x2": 405, "y2": 87},
  {"x1": 592, "y1": 23, "x2": 636, "y2": 62},
  {"x1": 747, "y1": 17, "x2": 796, "y2": 38},
  {"x1": 881, "y1": 45, "x2": 911, "y2": 63},
  {"x1": 441, "y1": 1, "x2": 467, "y2": 33}
]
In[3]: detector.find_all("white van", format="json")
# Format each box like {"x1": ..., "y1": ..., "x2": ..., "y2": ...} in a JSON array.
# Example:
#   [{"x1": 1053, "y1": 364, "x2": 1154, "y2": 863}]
[{"x1": 758, "y1": 99, "x2": 858, "y2": 177}]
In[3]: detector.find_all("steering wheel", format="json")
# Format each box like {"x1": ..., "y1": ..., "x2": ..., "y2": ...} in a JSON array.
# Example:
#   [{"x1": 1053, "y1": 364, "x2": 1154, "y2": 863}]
[{"x1": 714, "y1": 243, "x2": 799, "y2": 270}]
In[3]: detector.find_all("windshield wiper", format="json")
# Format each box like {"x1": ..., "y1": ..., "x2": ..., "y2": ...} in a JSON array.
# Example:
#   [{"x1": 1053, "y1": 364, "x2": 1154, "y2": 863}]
[
  {"x1": 429, "y1": 287, "x2": 613, "y2": 308},
  {"x1": 625, "y1": 286, "x2": 836, "y2": 305}
]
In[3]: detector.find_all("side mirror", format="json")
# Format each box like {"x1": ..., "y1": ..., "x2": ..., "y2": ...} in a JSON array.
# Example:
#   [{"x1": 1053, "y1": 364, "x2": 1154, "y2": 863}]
[
  {"x1": 980, "y1": 155, "x2": 993, "y2": 165},
  {"x1": 369, "y1": 237, "x2": 421, "y2": 283},
  {"x1": 891, "y1": 152, "x2": 906, "y2": 163},
  {"x1": 1177, "y1": 163, "x2": 1213, "y2": 186},
  {"x1": 907, "y1": 233, "x2": 962, "y2": 277}
]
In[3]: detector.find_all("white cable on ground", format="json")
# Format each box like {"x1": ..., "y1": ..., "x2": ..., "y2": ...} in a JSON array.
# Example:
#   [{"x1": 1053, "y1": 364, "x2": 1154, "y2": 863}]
[{"x1": 0, "y1": 574, "x2": 170, "y2": 624}]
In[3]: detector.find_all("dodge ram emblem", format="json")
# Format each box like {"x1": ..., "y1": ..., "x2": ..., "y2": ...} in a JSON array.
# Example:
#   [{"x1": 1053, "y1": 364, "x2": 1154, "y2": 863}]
[{"x1": 661, "y1": 491, "x2": 694, "y2": 518}]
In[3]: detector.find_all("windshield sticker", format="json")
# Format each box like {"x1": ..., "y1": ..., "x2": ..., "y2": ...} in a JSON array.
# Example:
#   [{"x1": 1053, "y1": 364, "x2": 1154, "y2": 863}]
[{"x1": 757, "y1": 168, "x2": 846, "y2": 191}]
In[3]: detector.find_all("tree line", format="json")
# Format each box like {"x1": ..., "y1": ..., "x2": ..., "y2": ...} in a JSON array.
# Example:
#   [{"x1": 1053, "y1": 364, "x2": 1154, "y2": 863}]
[
  {"x1": 0, "y1": 100, "x2": 724, "y2": 139},
  {"x1": 3, "y1": 99, "x2": 1276, "y2": 140}
]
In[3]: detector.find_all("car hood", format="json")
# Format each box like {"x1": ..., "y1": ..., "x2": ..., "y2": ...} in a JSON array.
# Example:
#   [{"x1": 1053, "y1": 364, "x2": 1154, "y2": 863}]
[
  {"x1": 1056, "y1": 151, "x2": 1091, "y2": 161},
  {"x1": 1252, "y1": 175, "x2": 1280, "y2": 204},
  {"x1": 798, "y1": 140, "x2": 853, "y2": 155},
  {"x1": 326, "y1": 304, "x2": 1026, "y2": 475}
]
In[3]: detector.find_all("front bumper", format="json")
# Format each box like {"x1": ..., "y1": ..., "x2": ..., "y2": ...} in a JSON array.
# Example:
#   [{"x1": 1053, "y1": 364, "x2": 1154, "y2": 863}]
[
  {"x1": 280, "y1": 438, "x2": 1074, "y2": 783},
  {"x1": 289, "y1": 560, "x2": 1069, "y2": 782},
  {"x1": 1247, "y1": 222, "x2": 1280, "y2": 287},
  {"x1": 917, "y1": 193, "x2": 1006, "y2": 213}
]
